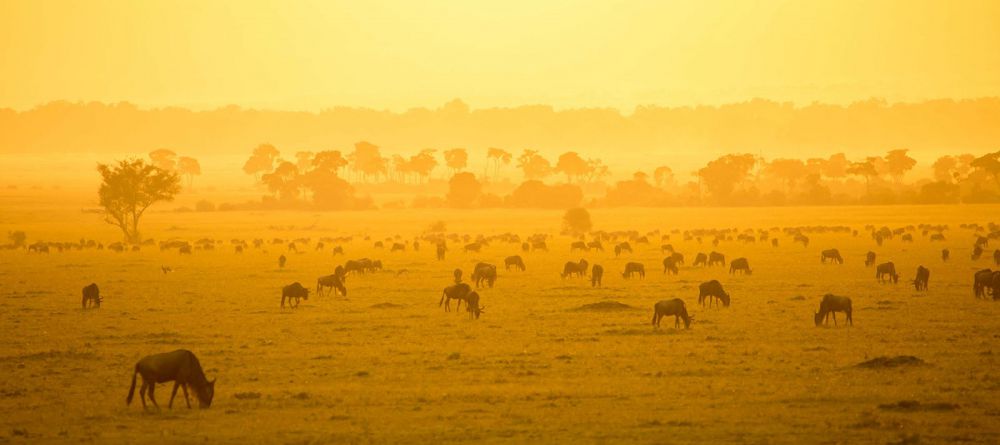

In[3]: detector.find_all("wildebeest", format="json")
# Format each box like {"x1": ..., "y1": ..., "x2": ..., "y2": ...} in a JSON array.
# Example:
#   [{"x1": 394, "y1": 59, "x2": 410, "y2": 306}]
[
  {"x1": 614, "y1": 242, "x2": 632, "y2": 257},
  {"x1": 281, "y1": 282, "x2": 309, "y2": 308},
  {"x1": 794, "y1": 234, "x2": 810, "y2": 247},
  {"x1": 901, "y1": 234, "x2": 913, "y2": 243},
  {"x1": 126, "y1": 349, "x2": 215, "y2": 410},
  {"x1": 729, "y1": 257, "x2": 752, "y2": 275},
  {"x1": 464, "y1": 242, "x2": 482, "y2": 253},
  {"x1": 587, "y1": 241, "x2": 604, "y2": 251},
  {"x1": 821, "y1": 249, "x2": 844, "y2": 264},
  {"x1": 531, "y1": 240, "x2": 548, "y2": 251},
  {"x1": 942, "y1": 248, "x2": 950, "y2": 262},
  {"x1": 439, "y1": 282, "x2": 473, "y2": 311},
  {"x1": 471, "y1": 263, "x2": 497, "y2": 288},
  {"x1": 390, "y1": 242, "x2": 406, "y2": 252},
  {"x1": 651, "y1": 299, "x2": 692, "y2": 329},
  {"x1": 814, "y1": 294, "x2": 852, "y2": 327},
  {"x1": 670, "y1": 252, "x2": 684, "y2": 266},
  {"x1": 561, "y1": 259, "x2": 589, "y2": 278},
  {"x1": 278, "y1": 254, "x2": 287, "y2": 269},
  {"x1": 436, "y1": 243, "x2": 447, "y2": 260},
  {"x1": 972, "y1": 245, "x2": 984, "y2": 260},
  {"x1": 591, "y1": 264, "x2": 604, "y2": 287},
  {"x1": 570, "y1": 241, "x2": 587, "y2": 252},
  {"x1": 708, "y1": 251, "x2": 725, "y2": 267},
  {"x1": 622, "y1": 262, "x2": 645, "y2": 279},
  {"x1": 662, "y1": 256, "x2": 679, "y2": 275},
  {"x1": 930, "y1": 233, "x2": 946, "y2": 242},
  {"x1": 179, "y1": 245, "x2": 192, "y2": 255},
  {"x1": 332, "y1": 246, "x2": 344, "y2": 256},
  {"x1": 974, "y1": 269, "x2": 994, "y2": 299},
  {"x1": 504, "y1": 255, "x2": 526, "y2": 272},
  {"x1": 771, "y1": 238, "x2": 779, "y2": 247},
  {"x1": 876, "y1": 262, "x2": 899, "y2": 284},
  {"x1": 693, "y1": 253, "x2": 708, "y2": 267},
  {"x1": 660, "y1": 244, "x2": 674, "y2": 253},
  {"x1": 698, "y1": 280, "x2": 730, "y2": 307},
  {"x1": 913, "y1": 266, "x2": 929, "y2": 291},
  {"x1": 865, "y1": 251, "x2": 876, "y2": 267},
  {"x1": 465, "y1": 291, "x2": 484, "y2": 319},
  {"x1": 521, "y1": 242, "x2": 530, "y2": 252},
  {"x1": 316, "y1": 274, "x2": 347, "y2": 296},
  {"x1": 82, "y1": 283, "x2": 101, "y2": 309}
]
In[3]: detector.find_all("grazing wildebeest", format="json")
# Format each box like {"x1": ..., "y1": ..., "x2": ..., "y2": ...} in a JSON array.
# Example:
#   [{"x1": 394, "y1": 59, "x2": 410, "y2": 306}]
[
  {"x1": 464, "y1": 242, "x2": 482, "y2": 253},
  {"x1": 587, "y1": 241, "x2": 604, "y2": 251},
  {"x1": 278, "y1": 254, "x2": 287, "y2": 269},
  {"x1": 814, "y1": 294, "x2": 852, "y2": 327},
  {"x1": 521, "y1": 242, "x2": 531, "y2": 252},
  {"x1": 708, "y1": 251, "x2": 725, "y2": 267},
  {"x1": 670, "y1": 252, "x2": 685, "y2": 266},
  {"x1": 660, "y1": 244, "x2": 674, "y2": 253},
  {"x1": 465, "y1": 291, "x2": 484, "y2": 320},
  {"x1": 390, "y1": 242, "x2": 405, "y2": 252},
  {"x1": 621, "y1": 262, "x2": 645, "y2": 279},
  {"x1": 975, "y1": 236, "x2": 989, "y2": 248},
  {"x1": 662, "y1": 256, "x2": 679, "y2": 275},
  {"x1": 913, "y1": 266, "x2": 929, "y2": 291},
  {"x1": 794, "y1": 234, "x2": 810, "y2": 247},
  {"x1": 614, "y1": 242, "x2": 632, "y2": 257},
  {"x1": 729, "y1": 257, "x2": 752, "y2": 275},
  {"x1": 570, "y1": 241, "x2": 587, "y2": 252},
  {"x1": 651, "y1": 299, "x2": 692, "y2": 329},
  {"x1": 693, "y1": 253, "x2": 708, "y2": 267},
  {"x1": 179, "y1": 245, "x2": 192, "y2": 255},
  {"x1": 288, "y1": 242, "x2": 299, "y2": 253},
  {"x1": 471, "y1": 263, "x2": 497, "y2": 288},
  {"x1": 332, "y1": 246, "x2": 344, "y2": 256},
  {"x1": 942, "y1": 248, "x2": 950, "y2": 262},
  {"x1": 771, "y1": 238, "x2": 779, "y2": 247},
  {"x1": 317, "y1": 274, "x2": 347, "y2": 297},
  {"x1": 82, "y1": 283, "x2": 101, "y2": 309},
  {"x1": 698, "y1": 280, "x2": 730, "y2": 307},
  {"x1": 865, "y1": 251, "x2": 876, "y2": 267},
  {"x1": 234, "y1": 245, "x2": 244, "y2": 254},
  {"x1": 972, "y1": 245, "x2": 984, "y2": 260},
  {"x1": 930, "y1": 233, "x2": 946, "y2": 242},
  {"x1": 126, "y1": 349, "x2": 215, "y2": 411},
  {"x1": 531, "y1": 240, "x2": 548, "y2": 251},
  {"x1": 373, "y1": 241, "x2": 384, "y2": 249},
  {"x1": 901, "y1": 234, "x2": 913, "y2": 243},
  {"x1": 436, "y1": 243, "x2": 447, "y2": 260},
  {"x1": 821, "y1": 249, "x2": 844, "y2": 264},
  {"x1": 974, "y1": 269, "x2": 994, "y2": 299},
  {"x1": 561, "y1": 259, "x2": 589, "y2": 278},
  {"x1": 591, "y1": 264, "x2": 604, "y2": 287},
  {"x1": 439, "y1": 282, "x2": 473, "y2": 311},
  {"x1": 281, "y1": 282, "x2": 309, "y2": 308},
  {"x1": 876, "y1": 262, "x2": 899, "y2": 284},
  {"x1": 504, "y1": 255, "x2": 526, "y2": 272}
]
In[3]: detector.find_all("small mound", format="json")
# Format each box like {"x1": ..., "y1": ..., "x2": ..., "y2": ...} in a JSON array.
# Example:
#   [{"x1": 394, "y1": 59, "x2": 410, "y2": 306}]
[
  {"x1": 789, "y1": 295, "x2": 806, "y2": 301},
  {"x1": 370, "y1": 302, "x2": 404, "y2": 309},
  {"x1": 878, "y1": 400, "x2": 958, "y2": 412},
  {"x1": 233, "y1": 392, "x2": 261, "y2": 400},
  {"x1": 855, "y1": 355, "x2": 925, "y2": 369},
  {"x1": 572, "y1": 300, "x2": 636, "y2": 312}
]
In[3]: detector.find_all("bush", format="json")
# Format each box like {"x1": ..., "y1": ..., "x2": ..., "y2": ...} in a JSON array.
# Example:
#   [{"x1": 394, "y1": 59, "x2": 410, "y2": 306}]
[{"x1": 195, "y1": 200, "x2": 216, "y2": 212}]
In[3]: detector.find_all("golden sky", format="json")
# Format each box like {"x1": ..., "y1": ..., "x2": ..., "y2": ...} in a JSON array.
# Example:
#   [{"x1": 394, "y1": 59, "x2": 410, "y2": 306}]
[{"x1": 2, "y1": 0, "x2": 999, "y2": 111}]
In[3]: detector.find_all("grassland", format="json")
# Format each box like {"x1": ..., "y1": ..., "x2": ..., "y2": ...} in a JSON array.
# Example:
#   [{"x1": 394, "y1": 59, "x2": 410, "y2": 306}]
[{"x1": 1, "y1": 199, "x2": 999, "y2": 444}]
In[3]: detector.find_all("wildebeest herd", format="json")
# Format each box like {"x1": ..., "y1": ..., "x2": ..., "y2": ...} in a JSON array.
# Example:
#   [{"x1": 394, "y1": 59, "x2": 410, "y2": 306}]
[{"x1": 8, "y1": 221, "x2": 999, "y2": 412}]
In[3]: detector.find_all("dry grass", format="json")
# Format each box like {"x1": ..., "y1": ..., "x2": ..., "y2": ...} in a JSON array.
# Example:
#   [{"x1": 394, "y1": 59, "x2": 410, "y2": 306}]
[{"x1": 1, "y1": 203, "x2": 999, "y2": 444}]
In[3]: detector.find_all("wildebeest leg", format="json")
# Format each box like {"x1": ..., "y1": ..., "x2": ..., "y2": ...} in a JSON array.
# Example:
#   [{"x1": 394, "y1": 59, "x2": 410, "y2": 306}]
[
  {"x1": 832, "y1": 312, "x2": 838, "y2": 326},
  {"x1": 139, "y1": 381, "x2": 149, "y2": 410},
  {"x1": 169, "y1": 381, "x2": 180, "y2": 408},
  {"x1": 181, "y1": 384, "x2": 191, "y2": 408},
  {"x1": 281, "y1": 295, "x2": 286, "y2": 308},
  {"x1": 674, "y1": 315, "x2": 680, "y2": 329},
  {"x1": 148, "y1": 383, "x2": 160, "y2": 411}
]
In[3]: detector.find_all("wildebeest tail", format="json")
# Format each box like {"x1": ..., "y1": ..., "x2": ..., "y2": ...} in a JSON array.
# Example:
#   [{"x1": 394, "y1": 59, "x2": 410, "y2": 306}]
[{"x1": 126, "y1": 367, "x2": 138, "y2": 405}]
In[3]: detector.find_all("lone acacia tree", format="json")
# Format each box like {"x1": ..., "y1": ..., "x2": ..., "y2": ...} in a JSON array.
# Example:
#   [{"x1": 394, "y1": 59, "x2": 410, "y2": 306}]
[{"x1": 97, "y1": 159, "x2": 181, "y2": 243}]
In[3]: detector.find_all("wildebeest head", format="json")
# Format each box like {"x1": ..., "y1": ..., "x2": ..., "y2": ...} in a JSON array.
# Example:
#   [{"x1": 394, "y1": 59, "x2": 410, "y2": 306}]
[
  {"x1": 814, "y1": 311, "x2": 824, "y2": 327},
  {"x1": 720, "y1": 292, "x2": 731, "y2": 307},
  {"x1": 199, "y1": 379, "x2": 216, "y2": 408}
]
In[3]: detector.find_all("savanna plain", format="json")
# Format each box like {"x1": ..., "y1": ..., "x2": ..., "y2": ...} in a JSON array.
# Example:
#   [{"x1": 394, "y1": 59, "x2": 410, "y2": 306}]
[{"x1": 1, "y1": 199, "x2": 999, "y2": 445}]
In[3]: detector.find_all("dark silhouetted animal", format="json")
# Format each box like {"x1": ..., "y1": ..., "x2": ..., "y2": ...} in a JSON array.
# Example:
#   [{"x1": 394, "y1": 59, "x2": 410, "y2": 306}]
[
  {"x1": 317, "y1": 274, "x2": 347, "y2": 297},
  {"x1": 531, "y1": 240, "x2": 548, "y2": 251},
  {"x1": 913, "y1": 266, "x2": 929, "y2": 291},
  {"x1": 591, "y1": 264, "x2": 603, "y2": 287},
  {"x1": 465, "y1": 291, "x2": 483, "y2": 319},
  {"x1": 729, "y1": 257, "x2": 751, "y2": 275},
  {"x1": 942, "y1": 249, "x2": 949, "y2": 262},
  {"x1": 521, "y1": 242, "x2": 530, "y2": 252},
  {"x1": 82, "y1": 283, "x2": 101, "y2": 309},
  {"x1": 974, "y1": 269, "x2": 994, "y2": 299},
  {"x1": 504, "y1": 255, "x2": 526, "y2": 272},
  {"x1": 436, "y1": 243, "x2": 446, "y2": 260},
  {"x1": 332, "y1": 246, "x2": 344, "y2": 255},
  {"x1": 126, "y1": 349, "x2": 215, "y2": 411},
  {"x1": 561, "y1": 259, "x2": 589, "y2": 278},
  {"x1": 278, "y1": 254, "x2": 287, "y2": 268},
  {"x1": 651, "y1": 299, "x2": 692, "y2": 329},
  {"x1": 587, "y1": 241, "x2": 604, "y2": 251},
  {"x1": 471, "y1": 263, "x2": 497, "y2": 288},
  {"x1": 570, "y1": 241, "x2": 587, "y2": 252},
  {"x1": 622, "y1": 262, "x2": 645, "y2": 279},
  {"x1": 814, "y1": 294, "x2": 852, "y2": 327},
  {"x1": 390, "y1": 242, "x2": 405, "y2": 252},
  {"x1": 439, "y1": 283, "x2": 472, "y2": 311},
  {"x1": 865, "y1": 251, "x2": 876, "y2": 267},
  {"x1": 708, "y1": 252, "x2": 725, "y2": 267},
  {"x1": 670, "y1": 252, "x2": 684, "y2": 265},
  {"x1": 464, "y1": 242, "x2": 482, "y2": 253},
  {"x1": 693, "y1": 253, "x2": 708, "y2": 267},
  {"x1": 698, "y1": 280, "x2": 730, "y2": 307},
  {"x1": 821, "y1": 249, "x2": 844, "y2": 264},
  {"x1": 662, "y1": 256, "x2": 679, "y2": 275},
  {"x1": 614, "y1": 242, "x2": 632, "y2": 257},
  {"x1": 281, "y1": 282, "x2": 309, "y2": 308},
  {"x1": 771, "y1": 238, "x2": 779, "y2": 247},
  {"x1": 876, "y1": 262, "x2": 899, "y2": 284}
]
